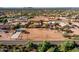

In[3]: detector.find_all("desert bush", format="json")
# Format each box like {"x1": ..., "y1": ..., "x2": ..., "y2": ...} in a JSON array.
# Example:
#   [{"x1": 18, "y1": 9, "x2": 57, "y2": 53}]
[
  {"x1": 59, "y1": 40, "x2": 76, "y2": 52},
  {"x1": 38, "y1": 41, "x2": 51, "y2": 52},
  {"x1": 47, "y1": 47, "x2": 55, "y2": 52}
]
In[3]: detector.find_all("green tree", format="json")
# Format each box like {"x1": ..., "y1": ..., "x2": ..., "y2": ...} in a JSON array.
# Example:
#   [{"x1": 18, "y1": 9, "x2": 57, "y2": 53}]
[
  {"x1": 59, "y1": 40, "x2": 76, "y2": 52},
  {"x1": 0, "y1": 19, "x2": 3, "y2": 22},
  {"x1": 13, "y1": 23, "x2": 21, "y2": 29},
  {"x1": 47, "y1": 47, "x2": 55, "y2": 52},
  {"x1": 26, "y1": 41, "x2": 33, "y2": 48},
  {"x1": 24, "y1": 41, "x2": 34, "y2": 51},
  {"x1": 12, "y1": 45, "x2": 23, "y2": 52},
  {"x1": 38, "y1": 41, "x2": 51, "y2": 52}
]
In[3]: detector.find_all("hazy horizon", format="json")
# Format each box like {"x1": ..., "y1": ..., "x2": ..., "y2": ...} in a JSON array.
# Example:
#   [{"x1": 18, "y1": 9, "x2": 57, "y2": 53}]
[{"x1": 0, "y1": 0, "x2": 79, "y2": 7}]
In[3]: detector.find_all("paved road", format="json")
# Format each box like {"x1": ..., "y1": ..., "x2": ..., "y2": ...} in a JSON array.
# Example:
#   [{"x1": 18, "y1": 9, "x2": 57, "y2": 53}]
[{"x1": 0, "y1": 40, "x2": 79, "y2": 45}]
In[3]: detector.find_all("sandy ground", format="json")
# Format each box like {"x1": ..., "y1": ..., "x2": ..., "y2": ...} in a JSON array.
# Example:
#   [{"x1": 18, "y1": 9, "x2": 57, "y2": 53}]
[
  {"x1": 70, "y1": 28, "x2": 79, "y2": 35},
  {"x1": 21, "y1": 28, "x2": 65, "y2": 41},
  {"x1": 29, "y1": 16, "x2": 55, "y2": 21},
  {"x1": 0, "y1": 32, "x2": 12, "y2": 40},
  {"x1": 0, "y1": 30, "x2": 15, "y2": 41},
  {"x1": 0, "y1": 28, "x2": 68, "y2": 41}
]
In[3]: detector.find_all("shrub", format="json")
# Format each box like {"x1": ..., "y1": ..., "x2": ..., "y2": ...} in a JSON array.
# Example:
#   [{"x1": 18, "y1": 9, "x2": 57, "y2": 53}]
[
  {"x1": 69, "y1": 48, "x2": 79, "y2": 52},
  {"x1": 13, "y1": 23, "x2": 21, "y2": 29},
  {"x1": 47, "y1": 47, "x2": 59, "y2": 52},
  {"x1": 72, "y1": 35, "x2": 79, "y2": 40},
  {"x1": 63, "y1": 32, "x2": 71, "y2": 38},
  {"x1": 47, "y1": 47, "x2": 55, "y2": 52},
  {"x1": 38, "y1": 41, "x2": 51, "y2": 52},
  {"x1": 59, "y1": 40, "x2": 76, "y2": 52},
  {"x1": 25, "y1": 41, "x2": 34, "y2": 51}
]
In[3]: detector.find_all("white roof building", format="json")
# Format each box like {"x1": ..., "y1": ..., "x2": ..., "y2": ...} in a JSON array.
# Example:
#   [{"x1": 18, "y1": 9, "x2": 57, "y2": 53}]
[
  {"x1": 59, "y1": 22, "x2": 67, "y2": 27},
  {"x1": 11, "y1": 32, "x2": 21, "y2": 40}
]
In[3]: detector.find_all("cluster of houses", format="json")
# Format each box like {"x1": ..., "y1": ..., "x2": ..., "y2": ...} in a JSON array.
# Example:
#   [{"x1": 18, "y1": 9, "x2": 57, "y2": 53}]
[
  {"x1": 0, "y1": 16, "x2": 71, "y2": 30},
  {"x1": 0, "y1": 15, "x2": 79, "y2": 41}
]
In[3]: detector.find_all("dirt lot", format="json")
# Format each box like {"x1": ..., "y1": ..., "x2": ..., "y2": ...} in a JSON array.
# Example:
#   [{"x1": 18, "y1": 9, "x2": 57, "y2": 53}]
[
  {"x1": 0, "y1": 30, "x2": 15, "y2": 41},
  {"x1": 29, "y1": 16, "x2": 56, "y2": 22},
  {"x1": 21, "y1": 28, "x2": 65, "y2": 41},
  {"x1": 0, "y1": 32, "x2": 12, "y2": 40},
  {"x1": 70, "y1": 28, "x2": 79, "y2": 35}
]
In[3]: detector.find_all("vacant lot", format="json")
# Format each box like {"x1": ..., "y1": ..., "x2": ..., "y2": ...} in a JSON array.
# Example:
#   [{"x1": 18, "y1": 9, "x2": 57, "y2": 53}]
[
  {"x1": 0, "y1": 32, "x2": 12, "y2": 40},
  {"x1": 21, "y1": 28, "x2": 65, "y2": 41}
]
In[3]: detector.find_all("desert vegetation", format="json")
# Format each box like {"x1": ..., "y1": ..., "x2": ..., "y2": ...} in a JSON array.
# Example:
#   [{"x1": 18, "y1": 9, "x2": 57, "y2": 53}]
[{"x1": 0, "y1": 40, "x2": 78, "y2": 52}]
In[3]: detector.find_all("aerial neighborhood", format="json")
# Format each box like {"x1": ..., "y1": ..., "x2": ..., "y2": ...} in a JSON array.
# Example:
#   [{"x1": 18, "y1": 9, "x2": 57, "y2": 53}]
[{"x1": 0, "y1": 8, "x2": 79, "y2": 52}]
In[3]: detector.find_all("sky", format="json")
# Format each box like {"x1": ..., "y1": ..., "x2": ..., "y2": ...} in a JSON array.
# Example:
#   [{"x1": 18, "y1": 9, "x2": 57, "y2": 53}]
[{"x1": 0, "y1": 0, "x2": 79, "y2": 7}]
